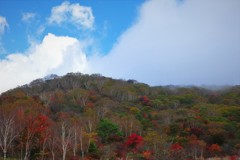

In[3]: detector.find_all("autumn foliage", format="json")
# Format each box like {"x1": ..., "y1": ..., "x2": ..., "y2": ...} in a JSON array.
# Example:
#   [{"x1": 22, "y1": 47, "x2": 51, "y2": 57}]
[
  {"x1": 170, "y1": 143, "x2": 183, "y2": 151},
  {"x1": 142, "y1": 150, "x2": 152, "y2": 159},
  {"x1": 209, "y1": 143, "x2": 222, "y2": 155},
  {"x1": 139, "y1": 96, "x2": 151, "y2": 106},
  {"x1": 0, "y1": 73, "x2": 240, "y2": 159},
  {"x1": 125, "y1": 133, "x2": 143, "y2": 148}
]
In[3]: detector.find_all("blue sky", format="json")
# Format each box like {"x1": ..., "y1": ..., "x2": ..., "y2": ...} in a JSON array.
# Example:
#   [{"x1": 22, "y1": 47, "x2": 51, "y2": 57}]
[
  {"x1": 0, "y1": 0, "x2": 240, "y2": 94},
  {"x1": 0, "y1": 0, "x2": 142, "y2": 55}
]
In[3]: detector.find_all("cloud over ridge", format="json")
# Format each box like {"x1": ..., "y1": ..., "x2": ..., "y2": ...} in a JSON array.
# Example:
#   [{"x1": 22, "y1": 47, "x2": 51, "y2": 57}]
[{"x1": 90, "y1": 0, "x2": 240, "y2": 86}]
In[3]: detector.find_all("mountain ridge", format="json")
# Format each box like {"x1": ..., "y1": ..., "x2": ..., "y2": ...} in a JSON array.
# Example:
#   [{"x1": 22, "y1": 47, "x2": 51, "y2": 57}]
[{"x1": 3, "y1": 72, "x2": 238, "y2": 97}]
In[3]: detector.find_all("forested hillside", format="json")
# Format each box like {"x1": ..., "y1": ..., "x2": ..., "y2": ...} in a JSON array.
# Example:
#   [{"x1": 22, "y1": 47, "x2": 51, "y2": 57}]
[{"x1": 1, "y1": 73, "x2": 240, "y2": 160}]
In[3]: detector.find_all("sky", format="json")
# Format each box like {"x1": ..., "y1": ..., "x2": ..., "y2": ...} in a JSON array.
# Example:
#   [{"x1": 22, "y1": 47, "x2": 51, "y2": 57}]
[{"x1": 0, "y1": 0, "x2": 240, "y2": 94}]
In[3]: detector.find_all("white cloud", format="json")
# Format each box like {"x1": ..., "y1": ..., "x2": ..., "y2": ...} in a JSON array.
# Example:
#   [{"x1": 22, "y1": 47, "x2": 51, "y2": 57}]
[
  {"x1": 36, "y1": 25, "x2": 45, "y2": 35},
  {"x1": 22, "y1": 12, "x2": 36, "y2": 22},
  {"x1": 0, "y1": 16, "x2": 8, "y2": 35},
  {"x1": 89, "y1": 0, "x2": 240, "y2": 86},
  {"x1": 0, "y1": 33, "x2": 88, "y2": 94},
  {"x1": 48, "y1": 1, "x2": 94, "y2": 29},
  {"x1": 0, "y1": 41, "x2": 6, "y2": 54}
]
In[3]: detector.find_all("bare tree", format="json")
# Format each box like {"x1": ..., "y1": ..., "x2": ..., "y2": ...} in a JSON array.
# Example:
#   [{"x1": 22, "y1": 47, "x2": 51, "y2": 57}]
[
  {"x1": 0, "y1": 114, "x2": 18, "y2": 160},
  {"x1": 61, "y1": 122, "x2": 72, "y2": 160},
  {"x1": 47, "y1": 125, "x2": 59, "y2": 160}
]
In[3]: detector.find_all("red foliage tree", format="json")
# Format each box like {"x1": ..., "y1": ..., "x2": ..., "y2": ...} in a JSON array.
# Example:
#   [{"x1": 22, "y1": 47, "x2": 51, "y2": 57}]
[
  {"x1": 31, "y1": 115, "x2": 50, "y2": 133},
  {"x1": 170, "y1": 143, "x2": 183, "y2": 151},
  {"x1": 139, "y1": 96, "x2": 150, "y2": 106},
  {"x1": 125, "y1": 133, "x2": 143, "y2": 150},
  {"x1": 142, "y1": 150, "x2": 152, "y2": 160},
  {"x1": 86, "y1": 102, "x2": 94, "y2": 108},
  {"x1": 169, "y1": 143, "x2": 185, "y2": 160},
  {"x1": 209, "y1": 143, "x2": 222, "y2": 156},
  {"x1": 229, "y1": 155, "x2": 238, "y2": 160},
  {"x1": 18, "y1": 113, "x2": 50, "y2": 160}
]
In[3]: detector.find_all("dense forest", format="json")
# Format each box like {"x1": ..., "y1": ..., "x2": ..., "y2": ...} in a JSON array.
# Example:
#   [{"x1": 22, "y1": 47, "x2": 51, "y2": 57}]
[{"x1": 0, "y1": 72, "x2": 240, "y2": 160}]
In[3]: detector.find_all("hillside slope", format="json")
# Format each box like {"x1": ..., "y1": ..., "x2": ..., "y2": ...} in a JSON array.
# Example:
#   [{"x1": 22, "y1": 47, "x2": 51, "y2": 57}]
[{"x1": 1, "y1": 73, "x2": 240, "y2": 160}]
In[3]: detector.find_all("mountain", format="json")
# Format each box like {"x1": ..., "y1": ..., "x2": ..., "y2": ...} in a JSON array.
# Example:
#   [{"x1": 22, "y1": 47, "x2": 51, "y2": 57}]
[{"x1": 0, "y1": 72, "x2": 240, "y2": 160}]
